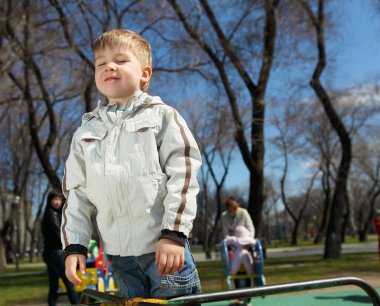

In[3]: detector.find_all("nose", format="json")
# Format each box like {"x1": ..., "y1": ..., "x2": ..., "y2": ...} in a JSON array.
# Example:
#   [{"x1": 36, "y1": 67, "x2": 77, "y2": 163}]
[{"x1": 105, "y1": 62, "x2": 117, "y2": 71}]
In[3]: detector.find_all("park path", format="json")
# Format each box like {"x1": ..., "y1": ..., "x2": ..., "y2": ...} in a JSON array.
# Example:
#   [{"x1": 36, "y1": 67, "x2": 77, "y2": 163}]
[{"x1": 192, "y1": 241, "x2": 378, "y2": 261}]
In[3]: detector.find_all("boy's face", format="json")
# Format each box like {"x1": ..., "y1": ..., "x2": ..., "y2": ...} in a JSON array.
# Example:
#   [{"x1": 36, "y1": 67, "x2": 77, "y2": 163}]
[{"x1": 94, "y1": 47, "x2": 151, "y2": 103}]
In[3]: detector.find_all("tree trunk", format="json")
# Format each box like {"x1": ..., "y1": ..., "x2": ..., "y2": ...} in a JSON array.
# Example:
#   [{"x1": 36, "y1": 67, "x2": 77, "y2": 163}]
[
  {"x1": 291, "y1": 221, "x2": 300, "y2": 246},
  {"x1": 0, "y1": 237, "x2": 7, "y2": 271},
  {"x1": 314, "y1": 171, "x2": 330, "y2": 244},
  {"x1": 206, "y1": 187, "x2": 223, "y2": 255},
  {"x1": 249, "y1": 169, "x2": 265, "y2": 237},
  {"x1": 324, "y1": 154, "x2": 351, "y2": 258},
  {"x1": 303, "y1": 0, "x2": 352, "y2": 258}
]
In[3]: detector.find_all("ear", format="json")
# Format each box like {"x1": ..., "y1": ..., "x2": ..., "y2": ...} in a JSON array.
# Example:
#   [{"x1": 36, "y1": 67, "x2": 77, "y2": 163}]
[{"x1": 141, "y1": 66, "x2": 152, "y2": 83}]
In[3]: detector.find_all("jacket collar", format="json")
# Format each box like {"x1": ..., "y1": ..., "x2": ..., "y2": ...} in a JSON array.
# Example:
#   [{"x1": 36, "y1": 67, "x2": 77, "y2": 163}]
[
  {"x1": 97, "y1": 90, "x2": 163, "y2": 114},
  {"x1": 86, "y1": 91, "x2": 164, "y2": 127}
]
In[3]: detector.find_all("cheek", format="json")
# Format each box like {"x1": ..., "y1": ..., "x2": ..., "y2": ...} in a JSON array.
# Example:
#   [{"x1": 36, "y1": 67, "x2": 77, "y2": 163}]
[{"x1": 94, "y1": 75, "x2": 104, "y2": 90}]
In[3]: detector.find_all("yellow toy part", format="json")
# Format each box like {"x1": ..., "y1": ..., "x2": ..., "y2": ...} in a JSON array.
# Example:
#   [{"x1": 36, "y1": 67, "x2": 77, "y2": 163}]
[
  {"x1": 74, "y1": 268, "x2": 98, "y2": 292},
  {"x1": 97, "y1": 275, "x2": 105, "y2": 292},
  {"x1": 124, "y1": 298, "x2": 168, "y2": 305},
  {"x1": 58, "y1": 268, "x2": 97, "y2": 293},
  {"x1": 107, "y1": 274, "x2": 116, "y2": 291}
]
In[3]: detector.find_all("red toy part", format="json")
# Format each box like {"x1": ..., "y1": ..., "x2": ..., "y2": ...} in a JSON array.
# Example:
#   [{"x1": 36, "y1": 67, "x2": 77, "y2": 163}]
[
  {"x1": 95, "y1": 243, "x2": 110, "y2": 274},
  {"x1": 228, "y1": 250, "x2": 234, "y2": 263}
]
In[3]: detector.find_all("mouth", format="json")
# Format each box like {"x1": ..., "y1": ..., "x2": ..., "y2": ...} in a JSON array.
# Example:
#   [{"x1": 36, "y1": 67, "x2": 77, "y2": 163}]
[{"x1": 104, "y1": 76, "x2": 120, "y2": 82}]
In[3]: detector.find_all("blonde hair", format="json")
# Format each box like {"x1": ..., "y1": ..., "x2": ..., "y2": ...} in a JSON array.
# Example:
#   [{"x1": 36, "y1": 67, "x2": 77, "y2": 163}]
[{"x1": 94, "y1": 29, "x2": 152, "y2": 92}]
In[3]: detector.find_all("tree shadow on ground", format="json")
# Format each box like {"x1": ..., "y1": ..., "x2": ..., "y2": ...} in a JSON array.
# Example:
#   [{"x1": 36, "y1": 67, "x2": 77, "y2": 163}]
[{"x1": 315, "y1": 294, "x2": 372, "y2": 304}]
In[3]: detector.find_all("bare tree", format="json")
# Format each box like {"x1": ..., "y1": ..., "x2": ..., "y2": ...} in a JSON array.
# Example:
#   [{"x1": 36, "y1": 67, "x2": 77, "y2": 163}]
[
  {"x1": 272, "y1": 106, "x2": 319, "y2": 245},
  {"x1": 262, "y1": 178, "x2": 280, "y2": 244},
  {"x1": 163, "y1": 0, "x2": 280, "y2": 235},
  {"x1": 351, "y1": 136, "x2": 380, "y2": 241},
  {"x1": 186, "y1": 99, "x2": 236, "y2": 258},
  {"x1": 301, "y1": 0, "x2": 352, "y2": 258}
]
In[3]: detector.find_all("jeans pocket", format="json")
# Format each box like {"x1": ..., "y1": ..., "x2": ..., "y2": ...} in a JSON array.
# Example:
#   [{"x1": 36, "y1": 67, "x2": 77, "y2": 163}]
[
  {"x1": 112, "y1": 269, "x2": 130, "y2": 297},
  {"x1": 160, "y1": 268, "x2": 201, "y2": 294}
]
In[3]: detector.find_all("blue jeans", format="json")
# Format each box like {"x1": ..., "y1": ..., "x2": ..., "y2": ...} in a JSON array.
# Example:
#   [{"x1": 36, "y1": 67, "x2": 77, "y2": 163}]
[
  {"x1": 42, "y1": 249, "x2": 79, "y2": 306},
  {"x1": 108, "y1": 241, "x2": 201, "y2": 298}
]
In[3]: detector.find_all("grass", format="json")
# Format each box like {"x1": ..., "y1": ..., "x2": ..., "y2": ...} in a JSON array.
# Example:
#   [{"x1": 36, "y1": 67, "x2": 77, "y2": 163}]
[
  {"x1": 1, "y1": 252, "x2": 379, "y2": 305},
  {"x1": 0, "y1": 273, "x2": 50, "y2": 306},
  {"x1": 196, "y1": 252, "x2": 380, "y2": 292}
]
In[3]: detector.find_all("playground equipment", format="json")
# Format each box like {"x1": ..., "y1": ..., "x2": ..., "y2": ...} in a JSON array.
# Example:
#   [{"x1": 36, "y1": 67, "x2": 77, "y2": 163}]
[
  {"x1": 219, "y1": 238, "x2": 265, "y2": 289},
  {"x1": 72, "y1": 277, "x2": 380, "y2": 305}
]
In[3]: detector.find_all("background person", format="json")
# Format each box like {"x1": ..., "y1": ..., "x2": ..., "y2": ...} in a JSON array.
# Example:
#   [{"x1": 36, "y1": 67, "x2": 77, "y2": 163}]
[
  {"x1": 221, "y1": 196, "x2": 255, "y2": 238},
  {"x1": 41, "y1": 191, "x2": 79, "y2": 306}
]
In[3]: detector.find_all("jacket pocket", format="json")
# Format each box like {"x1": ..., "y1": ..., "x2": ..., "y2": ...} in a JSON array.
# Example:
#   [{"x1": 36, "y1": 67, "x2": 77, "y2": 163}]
[
  {"x1": 80, "y1": 128, "x2": 107, "y2": 142},
  {"x1": 79, "y1": 127, "x2": 107, "y2": 161},
  {"x1": 79, "y1": 127, "x2": 107, "y2": 201},
  {"x1": 124, "y1": 116, "x2": 158, "y2": 133},
  {"x1": 122, "y1": 117, "x2": 160, "y2": 175}
]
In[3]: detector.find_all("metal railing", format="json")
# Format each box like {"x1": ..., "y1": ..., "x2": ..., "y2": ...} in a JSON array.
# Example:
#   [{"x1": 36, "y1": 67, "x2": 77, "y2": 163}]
[{"x1": 170, "y1": 277, "x2": 380, "y2": 305}]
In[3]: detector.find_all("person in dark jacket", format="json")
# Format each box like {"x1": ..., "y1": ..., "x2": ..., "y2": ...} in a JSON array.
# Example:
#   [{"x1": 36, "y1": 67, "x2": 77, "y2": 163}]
[{"x1": 41, "y1": 191, "x2": 79, "y2": 306}]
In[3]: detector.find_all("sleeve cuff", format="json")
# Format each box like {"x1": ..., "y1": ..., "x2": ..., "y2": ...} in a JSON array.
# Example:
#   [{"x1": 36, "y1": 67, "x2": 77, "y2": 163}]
[
  {"x1": 63, "y1": 244, "x2": 88, "y2": 259},
  {"x1": 159, "y1": 229, "x2": 187, "y2": 247}
]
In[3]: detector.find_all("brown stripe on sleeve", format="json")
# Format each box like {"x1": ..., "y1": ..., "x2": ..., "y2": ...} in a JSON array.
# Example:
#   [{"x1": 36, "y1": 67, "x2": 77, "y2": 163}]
[
  {"x1": 62, "y1": 165, "x2": 69, "y2": 247},
  {"x1": 173, "y1": 110, "x2": 192, "y2": 231},
  {"x1": 62, "y1": 199, "x2": 69, "y2": 247},
  {"x1": 62, "y1": 166, "x2": 68, "y2": 195}
]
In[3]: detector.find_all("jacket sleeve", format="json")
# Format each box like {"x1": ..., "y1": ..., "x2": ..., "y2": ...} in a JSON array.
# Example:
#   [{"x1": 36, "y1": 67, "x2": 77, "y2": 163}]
[
  {"x1": 61, "y1": 128, "x2": 94, "y2": 251},
  {"x1": 221, "y1": 213, "x2": 229, "y2": 238},
  {"x1": 243, "y1": 209, "x2": 255, "y2": 238},
  {"x1": 156, "y1": 107, "x2": 202, "y2": 237}
]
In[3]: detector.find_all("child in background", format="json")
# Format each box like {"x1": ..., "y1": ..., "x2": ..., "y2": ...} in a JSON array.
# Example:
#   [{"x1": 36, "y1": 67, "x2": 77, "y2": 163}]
[
  {"x1": 224, "y1": 225, "x2": 256, "y2": 306},
  {"x1": 225, "y1": 225, "x2": 256, "y2": 276}
]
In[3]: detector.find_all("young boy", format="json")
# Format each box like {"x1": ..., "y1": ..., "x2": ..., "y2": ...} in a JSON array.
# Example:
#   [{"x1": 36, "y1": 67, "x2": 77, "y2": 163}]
[{"x1": 61, "y1": 29, "x2": 202, "y2": 299}]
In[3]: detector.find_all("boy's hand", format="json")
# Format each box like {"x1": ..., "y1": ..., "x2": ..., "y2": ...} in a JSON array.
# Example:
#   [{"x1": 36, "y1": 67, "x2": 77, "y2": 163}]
[
  {"x1": 65, "y1": 254, "x2": 86, "y2": 286},
  {"x1": 156, "y1": 238, "x2": 185, "y2": 275}
]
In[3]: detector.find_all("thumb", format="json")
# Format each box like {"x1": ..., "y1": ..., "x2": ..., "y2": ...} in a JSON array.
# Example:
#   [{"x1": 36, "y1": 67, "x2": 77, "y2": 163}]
[
  {"x1": 155, "y1": 248, "x2": 160, "y2": 265},
  {"x1": 78, "y1": 255, "x2": 86, "y2": 274}
]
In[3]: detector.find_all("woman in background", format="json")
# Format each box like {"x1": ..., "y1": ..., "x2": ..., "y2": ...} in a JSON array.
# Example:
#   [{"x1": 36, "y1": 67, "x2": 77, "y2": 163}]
[{"x1": 41, "y1": 191, "x2": 79, "y2": 306}]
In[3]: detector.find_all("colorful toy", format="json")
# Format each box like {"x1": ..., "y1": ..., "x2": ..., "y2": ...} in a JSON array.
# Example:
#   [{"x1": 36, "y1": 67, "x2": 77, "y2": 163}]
[{"x1": 58, "y1": 242, "x2": 118, "y2": 295}]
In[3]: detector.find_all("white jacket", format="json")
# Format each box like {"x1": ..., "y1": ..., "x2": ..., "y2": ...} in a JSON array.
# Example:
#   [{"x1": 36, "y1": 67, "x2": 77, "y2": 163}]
[{"x1": 61, "y1": 91, "x2": 202, "y2": 256}]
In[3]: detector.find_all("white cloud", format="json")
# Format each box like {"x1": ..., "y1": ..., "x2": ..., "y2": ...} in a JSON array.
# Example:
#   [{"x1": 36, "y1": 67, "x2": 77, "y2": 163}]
[{"x1": 333, "y1": 84, "x2": 380, "y2": 107}]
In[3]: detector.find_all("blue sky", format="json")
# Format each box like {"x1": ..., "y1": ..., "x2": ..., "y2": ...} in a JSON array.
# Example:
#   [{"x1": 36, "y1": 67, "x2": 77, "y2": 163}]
[
  {"x1": 333, "y1": 1, "x2": 380, "y2": 88},
  {"x1": 223, "y1": 0, "x2": 380, "y2": 193}
]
